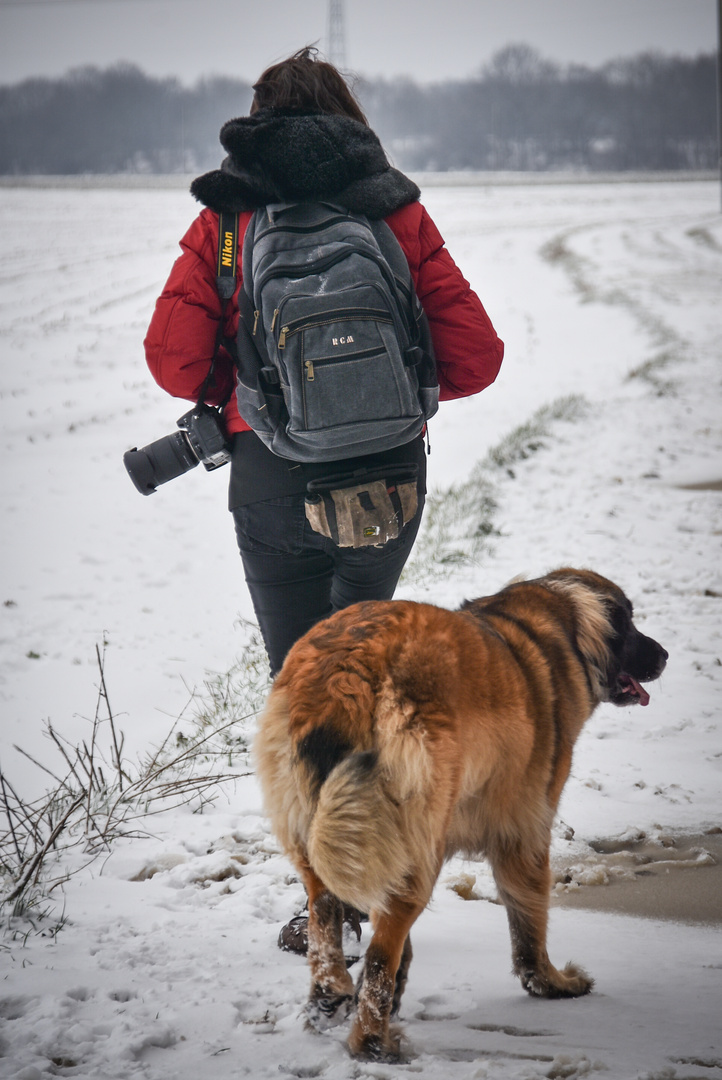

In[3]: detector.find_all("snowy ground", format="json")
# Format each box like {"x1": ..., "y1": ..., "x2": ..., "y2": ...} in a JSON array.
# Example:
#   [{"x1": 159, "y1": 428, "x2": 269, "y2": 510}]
[{"x1": 0, "y1": 176, "x2": 721, "y2": 1079}]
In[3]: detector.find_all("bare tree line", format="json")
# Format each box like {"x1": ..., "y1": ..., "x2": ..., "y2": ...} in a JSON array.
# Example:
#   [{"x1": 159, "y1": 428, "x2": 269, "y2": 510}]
[{"x1": 0, "y1": 46, "x2": 716, "y2": 175}]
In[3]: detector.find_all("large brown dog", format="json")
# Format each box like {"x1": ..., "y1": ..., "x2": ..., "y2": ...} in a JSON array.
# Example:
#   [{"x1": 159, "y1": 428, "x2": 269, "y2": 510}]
[{"x1": 254, "y1": 568, "x2": 667, "y2": 1060}]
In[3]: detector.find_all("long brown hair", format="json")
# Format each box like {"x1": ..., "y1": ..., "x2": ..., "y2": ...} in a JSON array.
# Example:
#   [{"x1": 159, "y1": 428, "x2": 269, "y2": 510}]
[{"x1": 251, "y1": 47, "x2": 368, "y2": 125}]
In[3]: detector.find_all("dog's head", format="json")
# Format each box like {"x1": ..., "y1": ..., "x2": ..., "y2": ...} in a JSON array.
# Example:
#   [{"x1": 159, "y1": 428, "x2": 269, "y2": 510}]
[{"x1": 544, "y1": 569, "x2": 668, "y2": 707}]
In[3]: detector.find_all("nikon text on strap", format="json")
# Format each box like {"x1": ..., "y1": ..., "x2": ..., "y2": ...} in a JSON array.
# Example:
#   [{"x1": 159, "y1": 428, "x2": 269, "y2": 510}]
[{"x1": 216, "y1": 210, "x2": 239, "y2": 301}]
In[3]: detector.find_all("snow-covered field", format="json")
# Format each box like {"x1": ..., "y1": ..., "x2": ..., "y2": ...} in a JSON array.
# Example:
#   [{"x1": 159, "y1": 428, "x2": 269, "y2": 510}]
[{"x1": 1, "y1": 176, "x2": 720, "y2": 1079}]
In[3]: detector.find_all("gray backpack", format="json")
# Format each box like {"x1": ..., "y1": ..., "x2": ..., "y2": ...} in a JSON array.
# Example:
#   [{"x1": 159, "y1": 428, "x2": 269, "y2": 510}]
[{"x1": 233, "y1": 202, "x2": 438, "y2": 462}]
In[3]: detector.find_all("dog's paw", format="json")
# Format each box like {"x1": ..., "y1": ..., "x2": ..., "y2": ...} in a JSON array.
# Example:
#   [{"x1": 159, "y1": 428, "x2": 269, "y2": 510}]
[
  {"x1": 348, "y1": 1024, "x2": 406, "y2": 1062},
  {"x1": 304, "y1": 992, "x2": 354, "y2": 1032},
  {"x1": 521, "y1": 962, "x2": 593, "y2": 999},
  {"x1": 349, "y1": 1035, "x2": 402, "y2": 1062}
]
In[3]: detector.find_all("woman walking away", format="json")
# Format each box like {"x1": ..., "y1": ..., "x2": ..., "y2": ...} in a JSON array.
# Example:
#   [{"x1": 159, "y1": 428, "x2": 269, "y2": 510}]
[
  {"x1": 144, "y1": 45, "x2": 503, "y2": 953},
  {"x1": 145, "y1": 48, "x2": 503, "y2": 679}
]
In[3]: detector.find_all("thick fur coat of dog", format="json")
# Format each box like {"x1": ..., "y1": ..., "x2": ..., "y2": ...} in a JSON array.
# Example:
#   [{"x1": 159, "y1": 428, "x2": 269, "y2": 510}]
[{"x1": 254, "y1": 569, "x2": 668, "y2": 1060}]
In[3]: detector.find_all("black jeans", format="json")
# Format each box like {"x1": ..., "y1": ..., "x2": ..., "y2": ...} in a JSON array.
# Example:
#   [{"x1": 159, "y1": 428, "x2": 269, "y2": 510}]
[{"x1": 232, "y1": 491, "x2": 424, "y2": 676}]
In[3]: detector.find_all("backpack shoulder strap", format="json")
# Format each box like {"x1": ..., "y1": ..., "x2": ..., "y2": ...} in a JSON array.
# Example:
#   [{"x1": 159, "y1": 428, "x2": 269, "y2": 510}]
[
  {"x1": 241, "y1": 207, "x2": 265, "y2": 299},
  {"x1": 235, "y1": 208, "x2": 272, "y2": 368},
  {"x1": 367, "y1": 217, "x2": 435, "y2": 368},
  {"x1": 367, "y1": 217, "x2": 412, "y2": 283}
]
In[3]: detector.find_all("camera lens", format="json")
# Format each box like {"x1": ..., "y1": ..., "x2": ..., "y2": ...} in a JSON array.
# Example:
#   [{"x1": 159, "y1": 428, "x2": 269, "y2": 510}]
[{"x1": 124, "y1": 430, "x2": 199, "y2": 495}]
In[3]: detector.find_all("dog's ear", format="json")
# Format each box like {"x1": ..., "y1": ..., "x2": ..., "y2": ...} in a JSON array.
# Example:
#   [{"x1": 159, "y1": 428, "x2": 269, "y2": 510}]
[
  {"x1": 606, "y1": 595, "x2": 634, "y2": 654},
  {"x1": 543, "y1": 574, "x2": 614, "y2": 693},
  {"x1": 503, "y1": 572, "x2": 527, "y2": 587}
]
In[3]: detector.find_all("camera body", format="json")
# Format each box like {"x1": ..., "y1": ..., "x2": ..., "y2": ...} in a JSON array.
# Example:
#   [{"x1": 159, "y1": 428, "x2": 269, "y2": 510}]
[{"x1": 124, "y1": 404, "x2": 231, "y2": 496}]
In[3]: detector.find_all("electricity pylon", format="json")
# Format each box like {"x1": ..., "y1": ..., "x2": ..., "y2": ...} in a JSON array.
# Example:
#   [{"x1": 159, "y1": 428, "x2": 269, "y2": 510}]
[{"x1": 327, "y1": 0, "x2": 346, "y2": 69}]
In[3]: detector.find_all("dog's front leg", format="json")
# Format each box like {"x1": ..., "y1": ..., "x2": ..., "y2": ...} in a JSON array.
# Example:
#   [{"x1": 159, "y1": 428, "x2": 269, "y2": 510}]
[
  {"x1": 349, "y1": 897, "x2": 421, "y2": 1061},
  {"x1": 300, "y1": 865, "x2": 355, "y2": 1029},
  {"x1": 491, "y1": 843, "x2": 593, "y2": 999}
]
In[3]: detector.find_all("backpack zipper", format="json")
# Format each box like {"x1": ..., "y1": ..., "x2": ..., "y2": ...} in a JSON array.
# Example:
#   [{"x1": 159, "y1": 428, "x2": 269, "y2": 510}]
[
  {"x1": 254, "y1": 247, "x2": 365, "y2": 297},
  {"x1": 252, "y1": 232, "x2": 417, "y2": 345},
  {"x1": 257, "y1": 216, "x2": 352, "y2": 238},
  {"x1": 277, "y1": 306, "x2": 392, "y2": 350},
  {"x1": 305, "y1": 346, "x2": 386, "y2": 372}
]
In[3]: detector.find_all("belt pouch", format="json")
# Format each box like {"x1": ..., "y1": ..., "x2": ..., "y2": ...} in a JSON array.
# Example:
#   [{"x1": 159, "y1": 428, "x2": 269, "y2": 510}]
[{"x1": 305, "y1": 465, "x2": 419, "y2": 548}]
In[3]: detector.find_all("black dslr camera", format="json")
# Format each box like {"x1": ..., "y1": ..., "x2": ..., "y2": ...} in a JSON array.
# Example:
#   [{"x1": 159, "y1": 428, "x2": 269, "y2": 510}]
[{"x1": 124, "y1": 404, "x2": 231, "y2": 496}]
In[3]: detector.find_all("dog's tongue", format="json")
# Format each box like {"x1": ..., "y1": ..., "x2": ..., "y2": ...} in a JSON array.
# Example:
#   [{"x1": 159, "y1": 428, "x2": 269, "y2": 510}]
[{"x1": 623, "y1": 674, "x2": 650, "y2": 706}]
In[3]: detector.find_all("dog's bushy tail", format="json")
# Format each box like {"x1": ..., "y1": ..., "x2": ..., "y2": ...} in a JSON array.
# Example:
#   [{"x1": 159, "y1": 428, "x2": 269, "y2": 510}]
[
  {"x1": 308, "y1": 737, "x2": 438, "y2": 914},
  {"x1": 308, "y1": 751, "x2": 411, "y2": 914}
]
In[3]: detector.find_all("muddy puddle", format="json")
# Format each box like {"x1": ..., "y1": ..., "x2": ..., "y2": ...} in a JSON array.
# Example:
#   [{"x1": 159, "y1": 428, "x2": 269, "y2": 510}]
[
  {"x1": 551, "y1": 830, "x2": 722, "y2": 925},
  {"x1": 674, "y1": 479, "x2": 722, "y2": 491}
]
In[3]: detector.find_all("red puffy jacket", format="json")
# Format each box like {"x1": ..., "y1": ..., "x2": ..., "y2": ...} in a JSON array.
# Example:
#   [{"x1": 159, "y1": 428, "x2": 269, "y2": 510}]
[{"x1": 145, "y1": 201, "x2": 503, "y2": 435}]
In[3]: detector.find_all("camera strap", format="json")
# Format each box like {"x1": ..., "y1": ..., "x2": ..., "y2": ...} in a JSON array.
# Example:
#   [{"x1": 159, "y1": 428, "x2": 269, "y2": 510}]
[
  {"x1": 197, "y1": 211, "x2": 239, "y2": 409},
  {"x1": 216, "y1": 211, "x2": 239, "y2": 301}
]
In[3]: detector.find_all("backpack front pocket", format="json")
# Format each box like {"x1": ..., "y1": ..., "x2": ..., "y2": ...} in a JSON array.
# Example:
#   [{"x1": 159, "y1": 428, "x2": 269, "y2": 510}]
[
  {"x1": 303, "y1": 346, "x2": 419, "y2": 431},
  {"x1": 278, "y1": 287, "x2": 421, "y2": 434}
]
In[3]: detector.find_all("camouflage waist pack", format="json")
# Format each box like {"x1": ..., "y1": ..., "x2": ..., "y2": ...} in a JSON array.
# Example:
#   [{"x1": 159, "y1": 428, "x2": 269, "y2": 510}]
[{"x1": 304, "y1": 465, "x2": 419, "y2": 548}]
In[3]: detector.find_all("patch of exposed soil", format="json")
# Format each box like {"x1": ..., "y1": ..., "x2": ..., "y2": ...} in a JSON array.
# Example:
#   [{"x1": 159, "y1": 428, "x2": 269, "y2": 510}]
[{"x1": 552, "y1": 830, "x2": 722, "y2": 924}]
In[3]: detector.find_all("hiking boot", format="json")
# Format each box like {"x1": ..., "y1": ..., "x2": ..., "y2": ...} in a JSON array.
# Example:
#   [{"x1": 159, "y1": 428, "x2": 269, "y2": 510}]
[
  {"x1": 277, "y1": 906, "x2": 364, "y2": 965},
  {"x1": 277, "y1": 914, "x2": 309, "y2": 954}
]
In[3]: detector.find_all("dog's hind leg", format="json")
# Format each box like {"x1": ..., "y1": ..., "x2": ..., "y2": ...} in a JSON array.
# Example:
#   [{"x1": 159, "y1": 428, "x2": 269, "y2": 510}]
[
  {"x1": 299, "y1": 861, "x2": 355, "y2": 1030},
  {"x1": 392, "y1": 934, "x2": 413, "y2": 1017},
  {"x1": 490, "y1": 842, "x2": 593, "y2": 999},
  {"x1": 357, "y1": 931, "x2": 412, "y2": 1019},
  {"x1": 349, "y1": 897, "x2": 423, "y2": 1061}
]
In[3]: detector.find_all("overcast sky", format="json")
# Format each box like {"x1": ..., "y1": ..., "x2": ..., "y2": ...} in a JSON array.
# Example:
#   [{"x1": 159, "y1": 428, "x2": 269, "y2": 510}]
[{"x1": 0, "y1": 0, "x2": 716, "y2": 87}]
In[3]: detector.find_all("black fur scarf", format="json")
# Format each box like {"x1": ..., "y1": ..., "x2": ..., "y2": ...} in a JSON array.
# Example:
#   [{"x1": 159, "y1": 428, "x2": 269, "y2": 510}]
[{"x1": 190, "y1": 107, "x2": 419, "y2": 220}]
